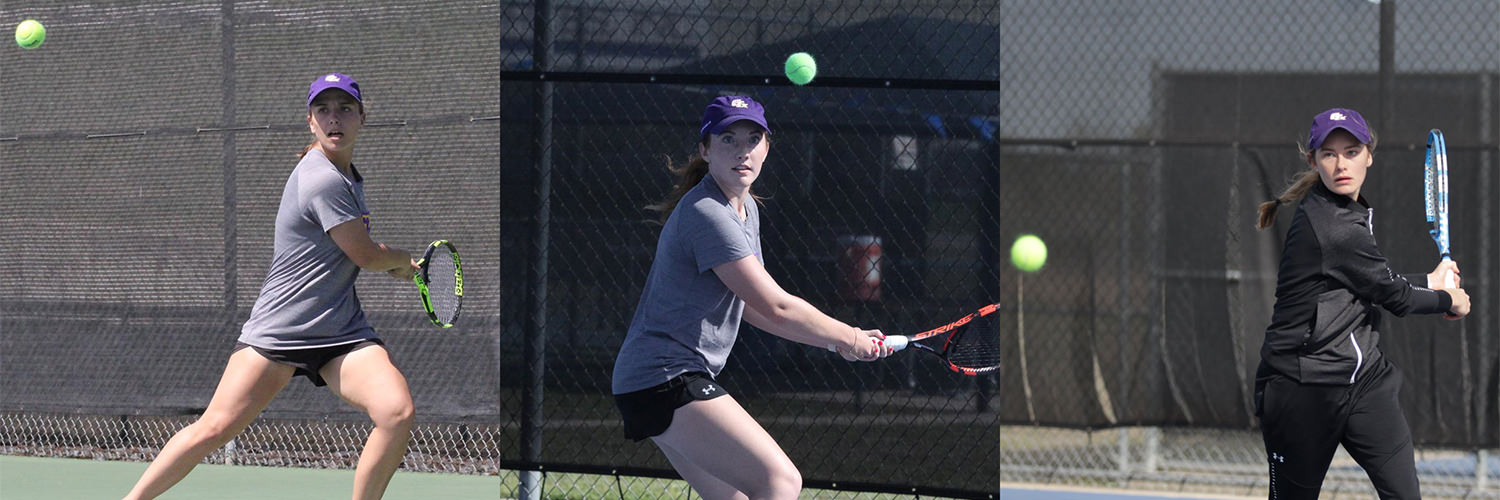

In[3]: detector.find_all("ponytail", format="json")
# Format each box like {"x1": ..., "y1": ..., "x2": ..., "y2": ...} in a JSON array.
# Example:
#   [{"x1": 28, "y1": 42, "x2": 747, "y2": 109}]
[
  {"x1": 299, "y1": 142, "x2": 317, "y2": 159},
  {"x1": 647, "y1": 133, "x2": 771, "y2": 223},
  {"x1": 646, "y1": 155, "x2": 710, "y2": 223},
  {"x1": 1257, "y1": 142, "x2": 1322, "y2": 230},
  {"x1": 1256, "y1": 170, "x2": 1321, "y2": 230}
]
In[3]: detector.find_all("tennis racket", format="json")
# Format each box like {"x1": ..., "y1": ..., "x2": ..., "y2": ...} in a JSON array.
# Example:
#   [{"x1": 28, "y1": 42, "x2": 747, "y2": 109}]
[
  {"x1": 1424, "y1": 129, "x2": 1456, "y2": 289},
  {"x1": 413, "y1": 240, "x2": 463, "y2": 328},
  {"x1": 862, "y1": 303, "x2": 1001, "y2": 376}
]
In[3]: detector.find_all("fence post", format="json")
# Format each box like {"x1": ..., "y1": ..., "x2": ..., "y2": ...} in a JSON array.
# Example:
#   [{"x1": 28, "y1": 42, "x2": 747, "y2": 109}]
[
  {"x1": 1377, "y1": 0, "x2": 1395, "y2": 130},
  {"x1": 519, "y1": 1, "x2": 554, "y2": 499},
  {"x1": 978, "y1": 136, "x2": 1000, "y2": 414},
  {"x1": 219, "y1": 0, "x2": 238, "y2": 322},
  {"x1": 1476, "y1": 74, "x2": 1495, "y2": 459}
]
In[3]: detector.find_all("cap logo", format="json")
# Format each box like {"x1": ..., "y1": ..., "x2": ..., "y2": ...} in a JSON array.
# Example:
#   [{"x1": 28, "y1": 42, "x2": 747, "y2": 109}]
[
  {"x1": 324, "y1": 74, "x2": 341, "y2": 82},
  {"x1": 731, "y1": 98, "x2": 749, "y2": 109},
  {"x1": 1329, "y1": 112, "x2": 1347, "y2": 121}
]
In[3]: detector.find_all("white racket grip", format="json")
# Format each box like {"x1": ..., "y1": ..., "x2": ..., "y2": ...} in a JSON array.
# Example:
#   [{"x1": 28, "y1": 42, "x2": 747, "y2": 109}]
[
  {"x1": 826, "y1": 337, "x2": 905, "y2": 353},
  {"x1": 1437, "y1": 261, "x2": 1457, "y2": 289}
]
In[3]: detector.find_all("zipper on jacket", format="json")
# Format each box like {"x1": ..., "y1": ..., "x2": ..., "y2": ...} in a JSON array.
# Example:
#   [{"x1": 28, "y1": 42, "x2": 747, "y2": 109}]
[
  {"x1": 1348, "y1": 332, "x2": 1364, "y2": 383},
  {"x1": 1350, "y1": 206, "x2": 1372, "y2": 383}
]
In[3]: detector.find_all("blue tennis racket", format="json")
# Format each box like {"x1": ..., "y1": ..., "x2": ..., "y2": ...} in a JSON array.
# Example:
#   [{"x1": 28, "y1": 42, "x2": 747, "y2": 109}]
[{"x1": 1424, "y1": 129, "x2": 1455, "y2": 289}]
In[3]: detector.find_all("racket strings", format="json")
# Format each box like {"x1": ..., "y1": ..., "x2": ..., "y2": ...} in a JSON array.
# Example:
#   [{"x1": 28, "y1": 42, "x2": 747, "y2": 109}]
[
  {"x1": 944, "y1": 323, "x2": 1001, "y2": 370},
  {"x1": 1425, "y1": 130, "x2": 1451, "y2": 256},
  {"x1": 425, "y1": 250, "x2": 461, "y2": 323}
]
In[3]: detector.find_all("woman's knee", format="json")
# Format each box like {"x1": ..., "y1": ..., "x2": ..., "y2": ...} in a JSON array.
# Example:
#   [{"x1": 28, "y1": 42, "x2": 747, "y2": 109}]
[
  {"x1": 762, "y1": 464, "x2": 802, "y2": 499},
  {"x1": 188, "y1": 414, "x2": 246, "y2": 446},
  {"x1": 729, "y1": 461, "x2": 800, "y2": 500},
  {"x1": 370, "y1": 399, "x2": 415, "y2": 431}
]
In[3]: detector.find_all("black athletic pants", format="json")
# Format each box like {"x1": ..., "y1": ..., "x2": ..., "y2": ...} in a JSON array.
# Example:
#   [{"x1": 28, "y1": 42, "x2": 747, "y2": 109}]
[{"x1": 1256, "y1": 359, "x2": 1420, "y2": 500}]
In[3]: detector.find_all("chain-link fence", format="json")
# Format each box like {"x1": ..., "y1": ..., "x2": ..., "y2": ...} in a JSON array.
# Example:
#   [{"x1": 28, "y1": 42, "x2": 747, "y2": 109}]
[
  {"x1": 6, "y1": 1, "x2": 1499, "y2": 499},
  {"x1": 1, "y1": 0, "x2": 501, "y2": 481},
  {"x1": 498, "y1": 1, "x2": 1000, "y2": 498},
  {"x1": 498, "y1": 0, "x2": 1499, "y2": 499},
  {"x1": 992, "y1": 1, "x2": 1499, "y2": 499}
]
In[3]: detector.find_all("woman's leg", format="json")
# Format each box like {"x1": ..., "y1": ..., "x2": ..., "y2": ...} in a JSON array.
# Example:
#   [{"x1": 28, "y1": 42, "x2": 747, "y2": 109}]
[
  {"x1": 649, "y1": 396, "x2": 801, "y2": 500},
  {"x1": 122, "y1": 348, "x2": 293, "y2": 500},
  {"x1": 1343, "y1": 367, "x2": 1420, "y2": 500},
  {"x1": 1259, "y1": 374, "x2": 1343, "y2": 500},
  {"x1": 655, "y1": 439, "x2": 750, "y2": 500},
  {"x1": 321, "y1": 345, "x2": 414, "y2": 500}
]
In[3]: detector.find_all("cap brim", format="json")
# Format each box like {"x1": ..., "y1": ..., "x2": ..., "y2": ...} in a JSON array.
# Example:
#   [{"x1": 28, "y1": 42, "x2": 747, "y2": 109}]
[
  {"x1": 707, "y1": 117, "x2": 771, "y2": 136},
  {"x1": 1308, "y1": 128, "x2": 1333, "y2": 151},
  {"x1": 308, "y1": 87, "x2": 360, "y2": 106},
  {"x1": 1310, "y1": 125, "x2": 1371, "y2": 150}
]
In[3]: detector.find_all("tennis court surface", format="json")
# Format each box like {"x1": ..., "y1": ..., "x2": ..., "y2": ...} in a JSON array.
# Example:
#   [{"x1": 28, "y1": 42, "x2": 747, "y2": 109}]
[
  {"x1": 1003, "y1": 484, "x2": 1255, "y2": 500},
  {"x1": 0, "y1": 455, "x2": 496, "y2": 500}
]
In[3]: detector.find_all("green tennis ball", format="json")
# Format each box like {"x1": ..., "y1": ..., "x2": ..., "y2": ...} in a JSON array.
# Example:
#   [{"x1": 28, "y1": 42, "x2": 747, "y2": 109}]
[
  {"x1": 15, "y1": 19, "x2": 45, "y2": 49},
  {"x1": 784, "y1": 52, "x2": 817, "y2": 86},
  {"x1": 1011, "y1": 234, "x2": 1047, "y2": 272}
]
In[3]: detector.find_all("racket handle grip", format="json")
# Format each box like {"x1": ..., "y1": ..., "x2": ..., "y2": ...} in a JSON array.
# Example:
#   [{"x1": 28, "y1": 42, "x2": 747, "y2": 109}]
[
  {"x1": 826, "y1": 337, "x2": 907, "y2": 353},
  {"x1": 1440, "y1": 257, "x2": 1457, "y2": 289}
]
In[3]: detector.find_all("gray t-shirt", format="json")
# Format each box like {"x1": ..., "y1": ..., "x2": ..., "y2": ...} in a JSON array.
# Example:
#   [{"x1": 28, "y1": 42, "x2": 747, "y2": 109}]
[
  {"x1": 612, "y1": 176, "x2": 763, "y2": 394},
  {"x1": 239, "y1": 149, "x2": 376, "y2": 349}
]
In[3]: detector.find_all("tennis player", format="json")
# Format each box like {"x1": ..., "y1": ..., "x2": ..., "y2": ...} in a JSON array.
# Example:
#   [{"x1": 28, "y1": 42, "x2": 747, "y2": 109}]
[
  {"x1": 124, "y1": 73, "x2": 419, "y2": 500},
  {"x1": 1253, "y1": 107, "x2": 1470, "y2": 499},
  {"x1": 612, "y1": 95, "x2": 891, "y2": 500}
]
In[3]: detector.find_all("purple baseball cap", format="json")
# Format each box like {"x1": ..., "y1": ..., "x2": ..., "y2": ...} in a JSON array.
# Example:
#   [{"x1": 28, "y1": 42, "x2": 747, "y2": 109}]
[
  {"x1": 1307, "y1": 108, "x2": 1372, "y2": 151},
  {"x1": 307, "y1": 73, "x2": 362, "y2": 106},
  {"x1": 700, "y1": 96, "x2": 770, "y2": 137}
]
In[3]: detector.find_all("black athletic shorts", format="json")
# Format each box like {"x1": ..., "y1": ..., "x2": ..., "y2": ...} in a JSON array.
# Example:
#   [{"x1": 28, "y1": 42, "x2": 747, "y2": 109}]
[
  {"x1": 614, "y1": 372, "x2": 729, "y2": 441},
  {"x1": 234, "y1": 339, "x2": 384, "y2": 387}
]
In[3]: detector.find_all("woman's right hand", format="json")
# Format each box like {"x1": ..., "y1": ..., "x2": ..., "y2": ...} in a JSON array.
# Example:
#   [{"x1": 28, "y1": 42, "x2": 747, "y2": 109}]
[
  {"x1": 836, "y1": 327, "x2": 890, "y2": 362},
  {"x1": 1428, "y1": 260, "x2": 1461, "y2": 289},
  {"x1": 388, "y1": 257, "x2": 418, "y2": 281},
  {"x1": 1445, "y1": 287, "x2": 1470, "y2": 320}
]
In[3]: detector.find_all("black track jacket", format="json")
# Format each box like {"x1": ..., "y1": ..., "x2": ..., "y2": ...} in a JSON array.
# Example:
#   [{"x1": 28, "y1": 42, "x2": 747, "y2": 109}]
[{"x1": 1260, "y1": 182, "x2": 1452, "y2": 385}]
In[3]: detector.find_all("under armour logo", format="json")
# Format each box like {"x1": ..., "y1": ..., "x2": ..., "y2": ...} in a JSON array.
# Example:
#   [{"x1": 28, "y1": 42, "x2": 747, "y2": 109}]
[
  {"x1": 1329, "y1": 112, "x2": 1347, "y2": 121},
  {"x1": 701, "y1": 385, "x2": 716, "y2": 395},
  {"x1": 730, "y1": 99, "x2": 748, "y2": 109},
  {"x1": 1270, "y1": 452, "x2": 1285, "y2": 463},
  {"x1": 324, "y1": 74, "x2": 341, "y2": 82}
]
